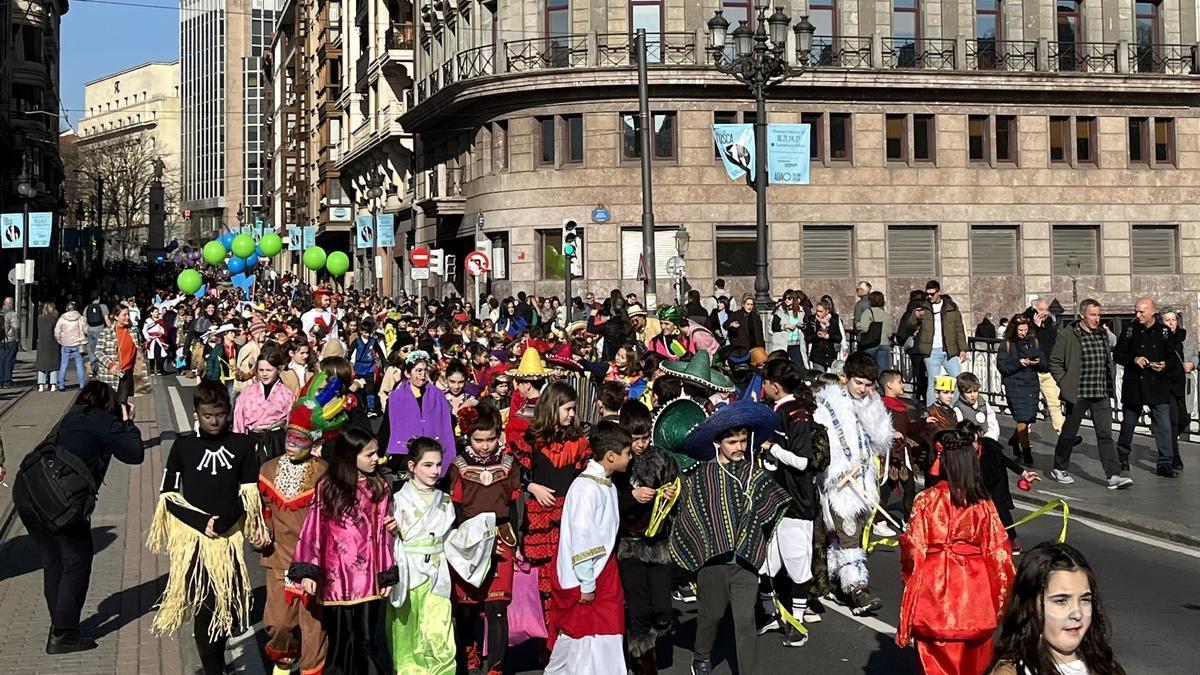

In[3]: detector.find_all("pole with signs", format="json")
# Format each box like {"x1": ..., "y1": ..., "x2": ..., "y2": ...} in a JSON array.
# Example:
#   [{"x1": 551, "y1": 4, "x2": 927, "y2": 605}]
[{"x1": 636, "y1": 28, "x2": 657, "y2": 309}]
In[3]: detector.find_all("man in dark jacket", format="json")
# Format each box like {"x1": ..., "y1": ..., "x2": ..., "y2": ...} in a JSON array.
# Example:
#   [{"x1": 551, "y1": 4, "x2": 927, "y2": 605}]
[
  {"x1": 1113, "y1": 297, "x2": 1179, "y2": 477},
  {"x1": 1048, "y1": 299, "x2": 1131, "y2": 489},
  {"x1": 902, "y1": 280, "x2": 968, "y2": 406}
]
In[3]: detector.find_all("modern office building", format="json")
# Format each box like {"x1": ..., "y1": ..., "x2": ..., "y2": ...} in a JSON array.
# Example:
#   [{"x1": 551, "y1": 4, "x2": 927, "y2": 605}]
[
  {"x1": 180, "y1": 0, "x2": 278, "y2": 241},
  {"x1": 398, "y1": 0, "x2": 1200, "y2": 326},
  {"x1": 76, "y1": 60, "x2": 183, "y2": 254}
]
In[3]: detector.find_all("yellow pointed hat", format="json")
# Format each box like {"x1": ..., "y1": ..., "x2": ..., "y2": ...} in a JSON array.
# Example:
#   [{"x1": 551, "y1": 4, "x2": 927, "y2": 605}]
[{"x1": 510, "y1": 346, "x2": 548, "y2": 380}]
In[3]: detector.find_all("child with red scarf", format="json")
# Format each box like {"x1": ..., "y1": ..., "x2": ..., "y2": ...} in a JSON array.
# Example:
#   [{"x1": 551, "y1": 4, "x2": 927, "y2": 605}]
[
  {"x1": 879, "y1": 369, "x2": 928, "y2": 522},
  {"x1": 448, "y1": 403, "x2": 521, "y2": 675}
]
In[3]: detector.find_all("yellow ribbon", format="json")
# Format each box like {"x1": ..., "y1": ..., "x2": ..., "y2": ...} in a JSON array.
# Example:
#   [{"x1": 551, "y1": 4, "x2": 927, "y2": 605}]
[
  {"x1": 773, "y1": 597, "x2": 809, "y2": 636},
  {"x1": 1009, "y1": 498, "x2": 1070, "y2": 543},
  {"x1": 862, "y1": 503, "x2": 901, "y2": 554},
  {"x1": 645, "y1": 477, "x2": 681, "y2": 538}
]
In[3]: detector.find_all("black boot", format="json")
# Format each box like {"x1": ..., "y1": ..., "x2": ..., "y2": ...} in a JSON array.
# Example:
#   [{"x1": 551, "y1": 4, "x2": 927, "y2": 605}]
[
  {"x1": 46, "y1": 629, "x2": 98, "y2": 655},
  {"x1": 1022, "y1": 446, "x2": 1034, "y2": 467}
]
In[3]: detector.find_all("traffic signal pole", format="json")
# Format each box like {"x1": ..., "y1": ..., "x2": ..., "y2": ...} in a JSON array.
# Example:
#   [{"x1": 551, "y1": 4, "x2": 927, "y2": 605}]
[{"x1": 636, "y1": 29, "x2": 658, "y2": 309}]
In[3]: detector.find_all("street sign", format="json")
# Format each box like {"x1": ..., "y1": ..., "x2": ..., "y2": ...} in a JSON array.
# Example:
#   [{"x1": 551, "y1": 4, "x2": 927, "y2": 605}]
[
  {"x1": 409, "y1": 246, "x2": 430, "y2": 268},
  {"x1": 28, "y1": 212, "x2": 53, "y2": 248},
  {"x1": 591, "y1": 206, "x2": 610, "y2": 223},
  {"x1": 410, "y1": 267, "x2": 430, "y2": 281},
  {"x1": 1, "y1": 213, "x2": 23, "y2": 249},
  {"x1": 464, "y1": 250, "x2": 490, "y2": 277},
  {"x1": 666, "y1": 256, "x2": 687, "y2": 276},
  {"x1": 637, "y1": 252, "x2": 649, "y2": 282}
]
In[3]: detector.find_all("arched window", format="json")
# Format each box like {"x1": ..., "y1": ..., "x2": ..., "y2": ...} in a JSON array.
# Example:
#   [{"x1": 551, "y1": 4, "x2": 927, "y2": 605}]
[
  {"x1": 1134, "y1": 1, "x2": 1161, "y2": 72},
  {"x1": 1056, "y1": 0, "x2": 1083, "y2": 72},
  {"x1": 975, "y1": 0, "x2": 1001, "y2": 69},
  {"x1": 892, "y1": 0, "x2": 921, "y2": 67}
]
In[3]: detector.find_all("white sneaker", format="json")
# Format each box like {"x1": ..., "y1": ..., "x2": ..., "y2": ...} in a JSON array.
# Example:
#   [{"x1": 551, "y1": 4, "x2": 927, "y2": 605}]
[
  {"x1": 872, "y1": 521, "x2": 899, "y2": 537},
  {"x1": 803, "y1": 609, "x2": 822, "y2": 623},
  {"x1": 1106, "y1": 474, "x2": 1133, "y2": 490},
  {"x1": 1050, "y1": 469, "x2": 1075, "y2": 484}
]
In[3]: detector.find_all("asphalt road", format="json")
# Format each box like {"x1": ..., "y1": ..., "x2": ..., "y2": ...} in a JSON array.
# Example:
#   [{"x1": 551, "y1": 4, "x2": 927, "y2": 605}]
[{"x1": 157, "y1": 377, "x2": 1200, "y2": 675}]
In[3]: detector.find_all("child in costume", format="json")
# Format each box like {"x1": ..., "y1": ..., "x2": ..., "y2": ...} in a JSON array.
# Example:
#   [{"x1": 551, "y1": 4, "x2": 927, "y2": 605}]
[
  {"x1": 148, "y1": 380, "x2": 268, "y2": 675},
  {"x1": 385, "y1": 437, "x2": 497, "y2": 675},
  {"x1": 954, "y1": 372, "x2": 1040, "y2": 554},
  {"x1": 923, "y1": 376, "x2": 959, "y2": 440},
  {"x1": 898, "y1": 429, "x2": 1015, "y2": 675},
  {"x1": 290, "y1": 427, "x2": 398, "y2": 675},
  {"x1": 235, "y1": 342, "x2": 296, "y2": 465},
  {"x1": 448, "y1": 403, "x2": 522, "y2": 675},
  {"x1": 544, "y1": 421, "x2": 634, "y2": 675},
  {"x1": 614, "y1": 400, "x2": 680, "y2": 673},
  {"x1": 669, "y1": 400, "x2": 791, "y2": 675},
  {"x1": 257, "y1": 372, "x2": 352, "y2": 675},
  {"x1": 812, "y1": 352, "x2": 894, "y2": 616},
  {"x1": 879, "y1": 369, "x2": 928, "y2": 524},
  {"x1": 758, "y1": 358, "x2": 830, "y2": 648}
]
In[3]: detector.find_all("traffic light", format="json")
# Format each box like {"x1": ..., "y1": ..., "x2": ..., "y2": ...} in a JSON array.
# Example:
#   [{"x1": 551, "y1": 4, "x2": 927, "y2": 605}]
[
  {"x1": 429, "y1": 248, "x2": 445, "y2": 275},
  {"x1": 445, "y1": 254, "x2": 457, "y2": 281},
  {"x1": 404, "y1": 229, "x2": 415, "y2": 249},
  {"x1": 562, "y1": 219, "x2": 582, "y2": 277}
]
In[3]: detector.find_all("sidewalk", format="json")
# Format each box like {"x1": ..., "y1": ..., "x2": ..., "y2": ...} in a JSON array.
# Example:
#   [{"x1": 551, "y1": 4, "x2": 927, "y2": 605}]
[
  {"x1": 1009, "y1": 421, "x2": 1200, "y2": 547},
  {"x1": 0, "y1": 384, "x2": 183, "y2": 674},
  {"x1": 0, "y1": 350, "x2": 38, "y2": 418}
]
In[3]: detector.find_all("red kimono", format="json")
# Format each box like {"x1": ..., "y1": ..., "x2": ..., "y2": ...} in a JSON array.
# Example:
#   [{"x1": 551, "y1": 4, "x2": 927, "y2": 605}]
[{"x1": 898, "y1": 482, "x2": 1014, "y2": 675}]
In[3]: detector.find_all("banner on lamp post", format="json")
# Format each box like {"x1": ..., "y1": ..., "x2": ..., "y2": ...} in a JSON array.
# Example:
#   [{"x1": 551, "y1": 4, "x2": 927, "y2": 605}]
[
  {"x1": 712, "y1": 123, "x2": 755, "y2": 181},
  {"x1": 286, "y1": 225, "x2": 300, "y2": 251},
  {"x1": 355, "y1": 215, "x2": 373, "y2": 249},
  {"x1": 1, "y1": 213, "x2": 23, "y2": 249},
  {"x1": 767, "y1": 123, "x2": 811, "y2": 185},
  {"x1": 302, "y1": 225, "x2": 317, "y2": 249},
  {"x1": 28, "y1": 212, "x2": 54, "y2": 248},
  {"x1": 376, "y1": 214, "x2": 396, "y2": 247}
]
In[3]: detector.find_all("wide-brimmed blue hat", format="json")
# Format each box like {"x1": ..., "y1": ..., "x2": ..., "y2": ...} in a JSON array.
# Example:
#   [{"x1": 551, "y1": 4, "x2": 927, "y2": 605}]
[{"x1": 683, "y1": 399, "x2": 778, "y2": 461}]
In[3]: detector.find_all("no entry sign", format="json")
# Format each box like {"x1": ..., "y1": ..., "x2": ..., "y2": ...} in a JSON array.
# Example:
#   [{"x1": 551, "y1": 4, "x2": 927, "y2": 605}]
[{"x1": 408, "y1": 246, "x2": 430, "y2": 268}]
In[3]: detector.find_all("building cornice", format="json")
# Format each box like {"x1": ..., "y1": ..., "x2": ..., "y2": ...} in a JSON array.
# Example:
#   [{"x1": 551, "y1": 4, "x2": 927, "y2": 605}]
[{"x1": 82, "y1": 60, "x2": 179, "y2": 88}]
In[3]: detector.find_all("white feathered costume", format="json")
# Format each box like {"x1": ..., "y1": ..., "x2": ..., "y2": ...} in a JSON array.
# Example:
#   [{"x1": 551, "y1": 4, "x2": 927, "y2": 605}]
[{"x1": 812, "y1": 383, "x2": 893, "y2": 593}]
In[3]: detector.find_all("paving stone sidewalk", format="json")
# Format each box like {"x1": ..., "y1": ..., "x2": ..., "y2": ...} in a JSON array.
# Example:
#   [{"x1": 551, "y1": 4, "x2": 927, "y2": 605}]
[{"x1": 0, "y1": 386, "x2": 183, "y2": 675}]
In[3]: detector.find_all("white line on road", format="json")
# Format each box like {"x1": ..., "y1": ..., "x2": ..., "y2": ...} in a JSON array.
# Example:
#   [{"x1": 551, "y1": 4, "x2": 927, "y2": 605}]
[
  {"x1": 825, "y1": 602, "x2": 898, "y2": 636},
  {"x1": 168, "y1": 385, "x2": 190, "y2": 433},
  {"x1": 1013, "y1": 503, "x2": 1200, "y2": 559},
  {"x1": 1033, "y1": 489, "x2": 1079, "y2": 501}
]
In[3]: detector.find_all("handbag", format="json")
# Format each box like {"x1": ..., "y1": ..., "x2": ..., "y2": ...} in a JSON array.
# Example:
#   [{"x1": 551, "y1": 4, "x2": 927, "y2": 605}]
[
  {"x1": 859, "y1": 310, "x2": 884, "y2": 350},
  {"x1": 507, "y1": 552, "x2": 547, "y2": 645},
  {"x1": 15, "y1": 410, "x2": 97, "y2": 533}
]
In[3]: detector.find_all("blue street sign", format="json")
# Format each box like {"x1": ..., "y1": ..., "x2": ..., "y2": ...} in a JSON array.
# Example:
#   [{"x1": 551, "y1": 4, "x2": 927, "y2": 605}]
[{"x1": 591, "y1": 206, "x2": 610, "y2": 224}]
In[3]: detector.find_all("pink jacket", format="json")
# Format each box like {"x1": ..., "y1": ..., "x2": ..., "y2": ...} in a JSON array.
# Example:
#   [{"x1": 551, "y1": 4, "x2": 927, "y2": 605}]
[{"x1": 291, "y1": 479, "x2": 397, "y2": 604}]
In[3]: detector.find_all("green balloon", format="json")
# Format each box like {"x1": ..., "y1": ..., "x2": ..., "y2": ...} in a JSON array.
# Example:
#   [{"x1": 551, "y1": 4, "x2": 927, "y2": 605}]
[
  {"x1": 202, "y1": 240, "x2": 227, "y2": 266},
  {"x1": 177, "y1": 269, "x2": 203, "y2": 295},
  {"x1": 231, "y1": 234, "x2": 256, "y2": 259},
  {"x1": 325, "y1": 251, "x2": 350, "y2": 277},
  {"x1": 259, "y1": 231, "x2": 283, "y2": 257},
  {"x1": 303, "y1": 246, "x2": 327, "y2": 271}
]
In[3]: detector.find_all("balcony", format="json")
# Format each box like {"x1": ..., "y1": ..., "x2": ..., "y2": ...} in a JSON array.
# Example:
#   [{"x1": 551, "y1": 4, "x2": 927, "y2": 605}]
[
  {"x1": 387, "y1": 22, "x2": 415, "y2": 51},
  {"x1": 412, "y1": 31, "x2": 1200, "y2": 106}
]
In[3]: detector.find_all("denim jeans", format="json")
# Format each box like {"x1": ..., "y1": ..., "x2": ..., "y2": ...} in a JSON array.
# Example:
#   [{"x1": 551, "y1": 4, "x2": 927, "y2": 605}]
[
  {"x1": 866, "y1": 345, "x2": 892, "y2": 372},
  {"x1": 1117, "y1": 402, "x2": 1177, "y2": 470},
  {"x1": 0, "y1": 340, "x2": 17, "y2": 383},
  {"x1": 924, "y1": 348, "x2": 963, "y2": 406},
  {"x1": 58, "y1": 346, "x2": 87, "y2": 390},
  {"x1": 86, "y1": 327, "x2": 104, "y2": 367},
  {"x1": 37, "y1": 371, "x2": 58, "y2": 387}
]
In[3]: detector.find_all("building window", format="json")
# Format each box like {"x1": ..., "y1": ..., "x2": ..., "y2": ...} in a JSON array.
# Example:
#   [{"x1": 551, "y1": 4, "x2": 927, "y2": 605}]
[
  {"x1": 540, "y1": 228, "x2": 583, "y2": 280},
  {"x1": 970, "y1": 225, "x2": 1019, "y2": 275},
  {"x1": 1049, "y1": 115, "x2": 1095, "y2": 166},
  {"x1": 630, "y1": 0, "x2": 664, "y2": 63},
  {"x1": 802, "y1": 113, "x2": 824, "y2": 163},
  {"x1": 892, "y1": 0, "x2": 921, "y2": 67},
  {"x1": 1129, "y1": 117, "x2": 1149, "y2": 164},
  {"x1": 1134, "y1": 2, "x2": 1161, "y2": 73},
  {"x1": 546, "y1": 0, "x2": 570, "y2": 48},
  {"x1": 621, "y1": 112, "x2": 676, "y2": 161},
  {"x1": 886, "y1": 114, "x2": 907, "y2": 163},
  {"x1": 829, "y1": 113, "x2": 852, "y2": 162},
  {"x1": 1049, "y1": 116, "x2": 1070, "y2": 163},
  {"x1": 913, "y1": 115, "x2": 936, "y2": 163},
  {"x1": 975, "y1": 0, "x2": 1002, "y2": 69},
  {"x1": 1056, "y1": 0, "x2": 1083, "y2": 72},
  {"x1": 536, "y1": 116, "x2": 556, "y2": 166},
  {"x1": 995, "y1": 115, "x2": 1017, "y2": 163},
  {"x1": 1154, "y1": 117, "x2": 1174, "y2": 165},
  {"x1": 563, "y1": 114, "x2": 584, "y2": 163},
  {"x1": 969, "y1": 115, "x2": 990, "y2": 164},
  {"x1": 20, "y1": 25, "x2": 43, "y2": 63},
  {"x1": 802, "y1": 226, "x2": 854, "y2": 277},
  {"x1": 1075, "y1": 117, "x2": 1096, "y2": 164},
  {"x1": 713, "y1": 110, "x2": 739, "y2": 158},
  {"x1": 492, "y1": 120, "x2": 508, "y2": 172},
  {"x1": 620, "y1": 226, "x2": 679, "y2": 278},
  {"x1": 714, "y1": 225, "x2": 758, "y2": 277},
  {"x1": 970, "y1": 115, "x2": 1017, "y2": 166},
  {"x1": 1051, "y1": 225, "x2": 1099, "y2": 274},
  {"x1": 1131, "y1": 225, "x2": 1178, "y2": 274},
  {"x1": 808, "y1": 0, "x2": 837, "y2": 64},
  {"x1": 887, "y1": 225, "x2": 939, "y2": 276}
]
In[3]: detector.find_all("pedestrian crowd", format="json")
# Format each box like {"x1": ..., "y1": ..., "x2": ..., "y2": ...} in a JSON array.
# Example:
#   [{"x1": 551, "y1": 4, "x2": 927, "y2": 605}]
[{"x1": 2, "y1": 271, "x2": 1154, "y2": 675}]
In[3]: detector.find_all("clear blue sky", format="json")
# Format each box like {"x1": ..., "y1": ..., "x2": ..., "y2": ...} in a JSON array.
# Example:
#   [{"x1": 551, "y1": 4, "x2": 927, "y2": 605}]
[{"x1": 60, "y1": 1, "x2": 179, "y2": 132}]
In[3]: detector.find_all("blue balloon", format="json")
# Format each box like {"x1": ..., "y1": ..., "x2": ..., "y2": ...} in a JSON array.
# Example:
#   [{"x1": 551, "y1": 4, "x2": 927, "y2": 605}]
[
  {"x1": 245, "y1": 253, "x2": 260, "y2": 269},
  {"x1": 219, "y1": 233, "x2": 236, "y2": 250},
  {"x1": 227, "y1": 256, "x2": 246, "y2": 274},
  {"x1": 255, "y1": 244, "x2": 265, "y2": 258}
]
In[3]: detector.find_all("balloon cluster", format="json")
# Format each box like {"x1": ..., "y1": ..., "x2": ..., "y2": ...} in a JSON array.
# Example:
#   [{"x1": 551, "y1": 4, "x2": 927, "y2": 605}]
[
  {"x1": 302, "y1": 246, "x2": 350, "y2": 277},
  {"x1": 177, "y1": 226, "x2": 352, "y2": 295}
]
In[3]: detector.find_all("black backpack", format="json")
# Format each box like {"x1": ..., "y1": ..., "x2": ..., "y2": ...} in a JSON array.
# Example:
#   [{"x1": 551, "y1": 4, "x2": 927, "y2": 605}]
[
  {"x1": 85, "y1": 303, "x2": 105, "y2": 327},
  {"x1": 16, "y1": 411, "x2": 98, "y2": 533}
]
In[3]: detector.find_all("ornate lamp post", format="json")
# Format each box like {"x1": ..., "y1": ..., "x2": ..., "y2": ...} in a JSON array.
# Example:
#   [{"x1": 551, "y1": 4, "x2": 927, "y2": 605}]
[
  {"x1": 707, "y1": 5, "x2": 814, "y2": 324},
  {"x1": 673, "y1": 225, "x2": 691, "y2": 304},
  {"x1": 16, "y1": 170, "x2": 38, "y2": 349},
  {"x1": 366, "y1": 172, "x2": 385, "y2": 293}
]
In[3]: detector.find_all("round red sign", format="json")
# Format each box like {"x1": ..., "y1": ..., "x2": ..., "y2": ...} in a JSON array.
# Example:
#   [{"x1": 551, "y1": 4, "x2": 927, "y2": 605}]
[{"x1": 408, "y1": 246, "x2": 430, "y2": 268}]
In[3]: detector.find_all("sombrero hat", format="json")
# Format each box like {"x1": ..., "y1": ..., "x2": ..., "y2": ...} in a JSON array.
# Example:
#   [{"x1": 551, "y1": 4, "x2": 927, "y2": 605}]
[
  {"x1": 651, "y1": 397, "x2": 708, "y2": 473},
  {"x1": 510, "y1": 347, "x2": 548, "y2": 380},
  {"x1": 658, "y1": 351, "x2": 734, "y2": 393},
  {"x1": 682, "y1": 399, "x2": 779, "y2": 461},
  {"x1": 545, "y1": 343, "x2": 581, "y2": 372},
  {"x1": 566, "y1": 320, "x2": 589, "y2": 337}
]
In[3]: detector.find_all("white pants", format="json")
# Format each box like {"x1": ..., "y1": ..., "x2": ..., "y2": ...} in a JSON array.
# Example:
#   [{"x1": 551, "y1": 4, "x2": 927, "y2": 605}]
[
  {"x1": 544, "y1": 633, "x2": 625, "y2": 675},
  {"x1": 761, "y1": 517, "x2": 814, "y2": 584}
]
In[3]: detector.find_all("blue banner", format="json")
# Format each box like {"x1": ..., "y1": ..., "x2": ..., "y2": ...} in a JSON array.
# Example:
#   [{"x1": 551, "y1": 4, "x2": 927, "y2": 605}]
[
  {"x1": 355, "y1": 214, "x2": 373, "y2": 249},
  {"x1": 28, "y1": 212, "x2": 53, "y2": 248},
  {"x1": 376, "y1": 214, "x2": 396, "y2": 247},
  {"x1": 712, "y1": 123, "x2": 755, "y2": 181},
  {"x1": 767, "y1": 124, "x2": 811, "y2": 185},
  {"x1": 302, "y1": 225, "x2": 317, "y2": 249},
  {"x1": 286, "y1": 225, "x2": 300, "y2": 251},
  {"x1": 1, "y1": 213, "x2": 22, "y2": 249}
]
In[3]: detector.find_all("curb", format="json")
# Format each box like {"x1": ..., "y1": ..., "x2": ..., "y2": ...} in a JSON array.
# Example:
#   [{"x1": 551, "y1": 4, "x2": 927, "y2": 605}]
[
  {"x1": 1013, "y1": 495, "x2": 1200, "y2": 550},
  {"x1": 0, "y1": 385, "x2": 35, "y2": 546}
]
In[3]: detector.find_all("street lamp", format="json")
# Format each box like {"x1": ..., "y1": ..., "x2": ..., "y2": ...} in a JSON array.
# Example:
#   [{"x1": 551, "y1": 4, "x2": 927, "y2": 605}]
[
  {"x1": 707, "y1": 5, "x2": 815, "y2": 326},
  {"x1": 1065, "y1": 255, "x2": 1081, "y2": 318},
  {"x1": 367, "y1": 172, "x2": 385, "y2": 294},
  {"x1": 673, "y1": 225, "x2": 691, "y2": 304},
  {"x1": 16, "y1": 170, "x2": 38, "y2": 349},
  {"x1": 295, "y1": 202, "x2": 308, "y2": 279}
]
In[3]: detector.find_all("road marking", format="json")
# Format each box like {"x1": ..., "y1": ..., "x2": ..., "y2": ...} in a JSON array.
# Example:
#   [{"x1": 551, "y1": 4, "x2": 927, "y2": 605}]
[
  {"x1": 168, "y1": 385, "x2": 190, "y2": 433},
  {"x1": 1013, "y1": 503, "x2": 1200, "y2": 559},
  {"x1": 1033, "y1": 489, "x2": 1079, "y2": 501},
  {"x1": 825, "y1": 603, "x2": 898, "y2": 636}
]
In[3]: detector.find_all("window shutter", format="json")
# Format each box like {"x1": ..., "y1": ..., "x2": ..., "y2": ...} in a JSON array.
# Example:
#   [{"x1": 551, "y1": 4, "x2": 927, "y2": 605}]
[
  {"x1": 887, "y1": 225, "x2": 938, "y2": 276},
  {"x1": 802, "y1": 226, "x2": 853, "y2": 277},
  {"x1": 620, "y1": 227, "x2": 678, "y2": 279},
  {"x1": 1131, "y1": 225, "x2": 1178, "y2": 274},
  {"x1": 1052, "y1": 226, "x2": 1099, "y2": 274},
  {"x1": 970, "y1": 226, "x2": 1019, "y2": 275}
]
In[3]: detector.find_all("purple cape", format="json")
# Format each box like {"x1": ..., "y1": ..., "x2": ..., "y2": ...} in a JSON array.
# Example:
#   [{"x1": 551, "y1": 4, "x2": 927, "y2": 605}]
[{"x1": 385, "y1": 382, "x2": 457, "y2": 474}]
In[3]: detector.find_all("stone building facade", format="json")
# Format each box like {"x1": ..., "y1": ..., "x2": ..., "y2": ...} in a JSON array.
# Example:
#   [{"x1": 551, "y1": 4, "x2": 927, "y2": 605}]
[{"x1": 396, "y1": 0, "x2": 1198, "y2": 327}]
